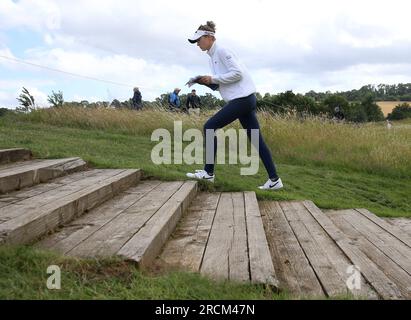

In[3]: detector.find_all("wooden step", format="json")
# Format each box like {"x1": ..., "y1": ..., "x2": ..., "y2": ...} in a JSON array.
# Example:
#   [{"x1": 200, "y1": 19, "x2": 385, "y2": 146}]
[
  {"x1": 0, "y1": 148, "x2": 32, "y2": 164},
  {"x1": 0, "y1": 169, "x2": 141, "y2": 245},
  {"x1": 260, "y1": 201, "x2": 379, "y2": 299},
  {"x1": 0, "y1": 157, "x2": 88, "y2": 194},
  {"x1": 37, "y1": 180, "x2": 197, "y2": 269},
  {"x1": 159, "y1": 191, "x2": 279, "y2": 288}
]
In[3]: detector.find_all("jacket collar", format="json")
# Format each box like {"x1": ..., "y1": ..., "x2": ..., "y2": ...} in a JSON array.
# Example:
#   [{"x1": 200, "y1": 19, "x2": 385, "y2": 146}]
[{"x1": 207, "y1": 41, "x2": 217, "y2": 57}]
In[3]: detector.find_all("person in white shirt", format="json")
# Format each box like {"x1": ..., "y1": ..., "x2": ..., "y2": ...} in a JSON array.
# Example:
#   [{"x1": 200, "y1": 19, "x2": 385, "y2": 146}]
[{"x1": 185, "y1": 21, "x2": 283, "y2": 190}]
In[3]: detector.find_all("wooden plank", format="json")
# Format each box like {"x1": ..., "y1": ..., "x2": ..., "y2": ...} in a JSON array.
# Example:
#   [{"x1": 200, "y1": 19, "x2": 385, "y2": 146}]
[
  {"x1": 343, "y1": 210, "x2": 411, "y2": 276},
  {"x1": 47, "y1": 158, "x2": 87, "y2": 174},
  {"x1": 8, "y1": 169, "x2": 101, "y2": 200},
  {"x1": 244, "y1": 192, "x2": 279, "y2": 288},
  {"x1": 68, "y1": 181, "x2": 185, "y2": 258},
  {"x1": 0, "y1": 169, "x2": 140, "y2": 245},
  {"x1": 0, "y1": 169, "x2": 122, "y2": 222},
  {"x1": 0, "y1": 148, "x2": 31, "y2": 164},
  {"x1": 303, "y1": 201, "x2": 403, "y2": 299},
  {"x1": 200, "y1": 193, "x2": 237, "y2": 281},
  {"x1": 290, "y1": 202, "x2": 378, "y2": 298},
  {"x1": 0, "y1": 169, "x2": 137, "y2": 240},
  {"x1": 328, "y1": 211, "x2": 411, "y2": 299},
  {"x1": 0, "y1": 159, "x2": 43, "y2": 172},
  {"x1": 384, "y1": 218, "x2": 411, "y2": 235},
  {"x1": 281, "y1": 201, "x2": 347, "y2": 297},
  {"x1": 0, "y1": 158, "x2": 81, "y2": 177},
  {"x1": 36, "y1": 180, "x2": 162, "y2": 253},
  {"x1": 260, "y1": 201, "x2": 325, "y2": 297},
  {"x1": 159, "y1": 192, "x2": 220, "y2": 271},
  {"x1": 0, "y1": 170, "x2": 102, "y2": 213},
  {"x1": 0, "y1": 158, "x2": 86, "y2": 193},
  {"x1": 356, "y1": 208, "x2": 411, "y2": 248},
  {"x1": 229, "y1": 192, "x2": 250, "y2": 282},
  {"x1": 118, "y1": 181, "x2": 198, "y2": 268}
]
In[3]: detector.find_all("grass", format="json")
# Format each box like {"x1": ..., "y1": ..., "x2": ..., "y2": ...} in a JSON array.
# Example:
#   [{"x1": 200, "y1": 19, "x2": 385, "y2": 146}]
[
  {"x1": 1, "y1": 109, "x2": 409, "y2": 217},
  {"x1": 0, "y1": 107, "x2": 410, "y2": 299},
  {"x1": 0, "y1": 245, "x2": 288, "y2": 300}
]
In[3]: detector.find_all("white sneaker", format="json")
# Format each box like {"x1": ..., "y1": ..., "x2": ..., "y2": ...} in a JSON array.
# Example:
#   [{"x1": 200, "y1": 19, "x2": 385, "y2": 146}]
[
  {"x1": 259, "y1": 178, "x2": 283, "y2": 190},
  {"x1": 186, "y1": 169, "x2": 215, "y2": 183}
]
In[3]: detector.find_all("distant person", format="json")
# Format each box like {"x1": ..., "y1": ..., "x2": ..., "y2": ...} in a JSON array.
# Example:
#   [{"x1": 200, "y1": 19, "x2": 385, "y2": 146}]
[
  {"x1": 185, "y1": 89, "x2": 201, "y2": 114},
  {"x1": 333, "y1": 106, "x2": 345, "y2": 121},
  {"x1": 185, "y1": 21, "x2": 282, "y2": 190},
  {"x1": 132, "y1": 87, "x2": 142, "y2": 110},
  {"x1": 386, "y1": 119, "x2": 393, "y2": 129},
  {"x1": 169, "y1": 88, "x2": 181, "y2": 111}
]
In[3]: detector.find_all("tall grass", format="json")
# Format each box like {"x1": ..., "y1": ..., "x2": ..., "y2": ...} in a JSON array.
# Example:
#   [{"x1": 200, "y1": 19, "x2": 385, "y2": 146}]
[{"x1": 10, "y1": 106, "x2": 411, "y2": 178}]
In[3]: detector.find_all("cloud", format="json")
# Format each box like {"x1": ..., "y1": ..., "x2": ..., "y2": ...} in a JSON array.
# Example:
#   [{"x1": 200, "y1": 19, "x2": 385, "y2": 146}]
[
  {"x1": 23, "y1": 47, "x2": 197, "y2": 100},
  {"x1": 2, "y1": 0, "x2": 411, "y2": 104},
  {"x1": 0, "y1": 0, "x2": 61, "y2": 31}
]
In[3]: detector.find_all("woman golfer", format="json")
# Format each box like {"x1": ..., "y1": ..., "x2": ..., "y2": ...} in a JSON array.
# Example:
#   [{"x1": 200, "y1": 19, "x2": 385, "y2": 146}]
[{"x1": 186, "y1": 21, "x2": 283, "y2": 190}]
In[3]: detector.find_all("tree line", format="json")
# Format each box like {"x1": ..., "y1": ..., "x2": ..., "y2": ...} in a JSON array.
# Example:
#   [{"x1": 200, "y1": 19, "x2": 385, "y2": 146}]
[
  {"x1": 305, "y1": 83, "x2": 411, "y2": 102},
  {"x1": 3, "y1": 83, "x2": 411, "y2": 122}
]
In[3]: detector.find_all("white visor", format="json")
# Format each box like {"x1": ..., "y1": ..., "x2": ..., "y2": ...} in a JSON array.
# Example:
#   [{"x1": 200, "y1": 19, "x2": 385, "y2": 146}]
[{"x1": 188, "y1": 30, "x2": 215, "y2": 43}]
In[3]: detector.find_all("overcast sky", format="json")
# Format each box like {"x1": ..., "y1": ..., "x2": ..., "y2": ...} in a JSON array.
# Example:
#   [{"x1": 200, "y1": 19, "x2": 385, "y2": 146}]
[{"x1": 1, "y1": 0, "x2": 411, "y2": 108}]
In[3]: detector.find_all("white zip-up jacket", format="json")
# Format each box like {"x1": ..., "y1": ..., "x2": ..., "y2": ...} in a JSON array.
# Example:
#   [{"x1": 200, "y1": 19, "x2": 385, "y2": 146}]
[{"x1": 208, "y1": 42, "x2": 256, "y2": 102}]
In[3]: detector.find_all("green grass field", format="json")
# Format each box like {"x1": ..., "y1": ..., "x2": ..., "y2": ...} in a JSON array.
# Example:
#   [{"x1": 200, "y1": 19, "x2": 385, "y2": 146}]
[{"x1": 0, "y1": 108, "x2": 410, "y2": 299}]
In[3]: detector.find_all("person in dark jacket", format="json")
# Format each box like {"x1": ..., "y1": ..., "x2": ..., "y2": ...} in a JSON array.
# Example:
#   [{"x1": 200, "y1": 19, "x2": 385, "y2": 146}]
[
  {"x1": 132, "y1": 87, "x2": 142, "y2": 110},
  {"x1": 333, "y1": 106, "x2": 345, "y2": 121},
  {"x1": 168, "y1": 88, "x2": 181, "y2": 111},
  {"x1": 185, "y1": 89, "x2": 201, "y2": 113}
]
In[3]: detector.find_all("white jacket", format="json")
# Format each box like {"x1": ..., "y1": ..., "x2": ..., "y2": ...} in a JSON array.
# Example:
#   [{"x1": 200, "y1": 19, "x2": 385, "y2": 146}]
[{"x1": 208, "y1": 42, "x2": 256, "y2": 102}]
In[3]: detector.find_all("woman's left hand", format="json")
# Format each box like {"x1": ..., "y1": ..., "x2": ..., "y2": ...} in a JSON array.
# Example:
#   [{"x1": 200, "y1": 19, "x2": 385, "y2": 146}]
[{"x1": 198, "y1": 76, "x2": 212, "y2": 85}]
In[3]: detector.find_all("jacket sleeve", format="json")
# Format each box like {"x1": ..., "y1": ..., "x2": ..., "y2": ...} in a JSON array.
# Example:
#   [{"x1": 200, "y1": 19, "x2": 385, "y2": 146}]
[{"x1": 211, "y1": 48, "x2": 243, "y2": 84}]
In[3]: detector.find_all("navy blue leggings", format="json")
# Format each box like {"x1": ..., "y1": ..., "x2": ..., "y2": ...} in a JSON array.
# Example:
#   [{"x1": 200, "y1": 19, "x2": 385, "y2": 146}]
[{"x1": 203, "y1": 94, "x2": 278, "y2": 180}]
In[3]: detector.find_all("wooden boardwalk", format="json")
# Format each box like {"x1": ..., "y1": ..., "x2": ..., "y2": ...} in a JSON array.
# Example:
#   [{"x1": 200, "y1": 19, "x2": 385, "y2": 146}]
[
  {"x1": 159, "y1": 197, "x2": 411, "y2": 299},
  {"x1": 159, "y1": 192, "x2": 278, "y2": 287}
]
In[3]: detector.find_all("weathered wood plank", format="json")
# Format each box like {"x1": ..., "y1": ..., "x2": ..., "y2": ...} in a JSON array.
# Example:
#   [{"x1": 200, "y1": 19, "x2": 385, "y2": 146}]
[
  {"x1": 36, "y1": 180, "x2": 162, "y2": 253},
  {"x1": 244, "y1": 192, "x2": 279, "y2": 288},
  {"x1": 290, "y1": 202, "x2": 378, "y2": 298},
  {"x1": 0, "y1": 158, "x2": 86, "y2": 193},
  {"x1": 159, "y1": 192, "x2": 220, "y2": 271},
  {"x1": 303, "y1": 200, "x2": 403, "y2": 300},
  {"x1": 343, "y1": 210, "x2": 411, "y2": 276},
  {"x1": 200, "y1": 193, "x2": 236, "y2": 281},
  {"x1": 229, "y1": 193, "x2": 249, "y2": 282},
  {"x1": 0, "y1": 169, "x2": 140, "y2": 245},
  {"x1": 260, "y1": 201, "x2": 325, "y2": 297},
  {"x1": 384, "y1": 218, "x2": 411, "y2": 235},
  {"x1": 281, "y1": 201, "x2": 346, "y2": 297},
  {"x1": 328, "y1": 211, "x2": 411, "y2": 299},
  {"x1": 0, "y1": 159, "x2": 43, "y2": 172},
  {"x1": 0, "y1": 148, "x2": 31, "y2": 164},
  {"x1": 0, "y1": 169, "x2": 121, "y2": 222},
  {"x1": 68, "y1": 181, "x2": 184, "y2": 258},
  {"x1": 356, "y1": 208, "x2": 411, "y2": 248},
  {"x1": 0, "y1": 158, "x2": 80, "y2": 177},
  {"x1": 118, "y1": 181, "x2": 197, "y2": 268}
]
